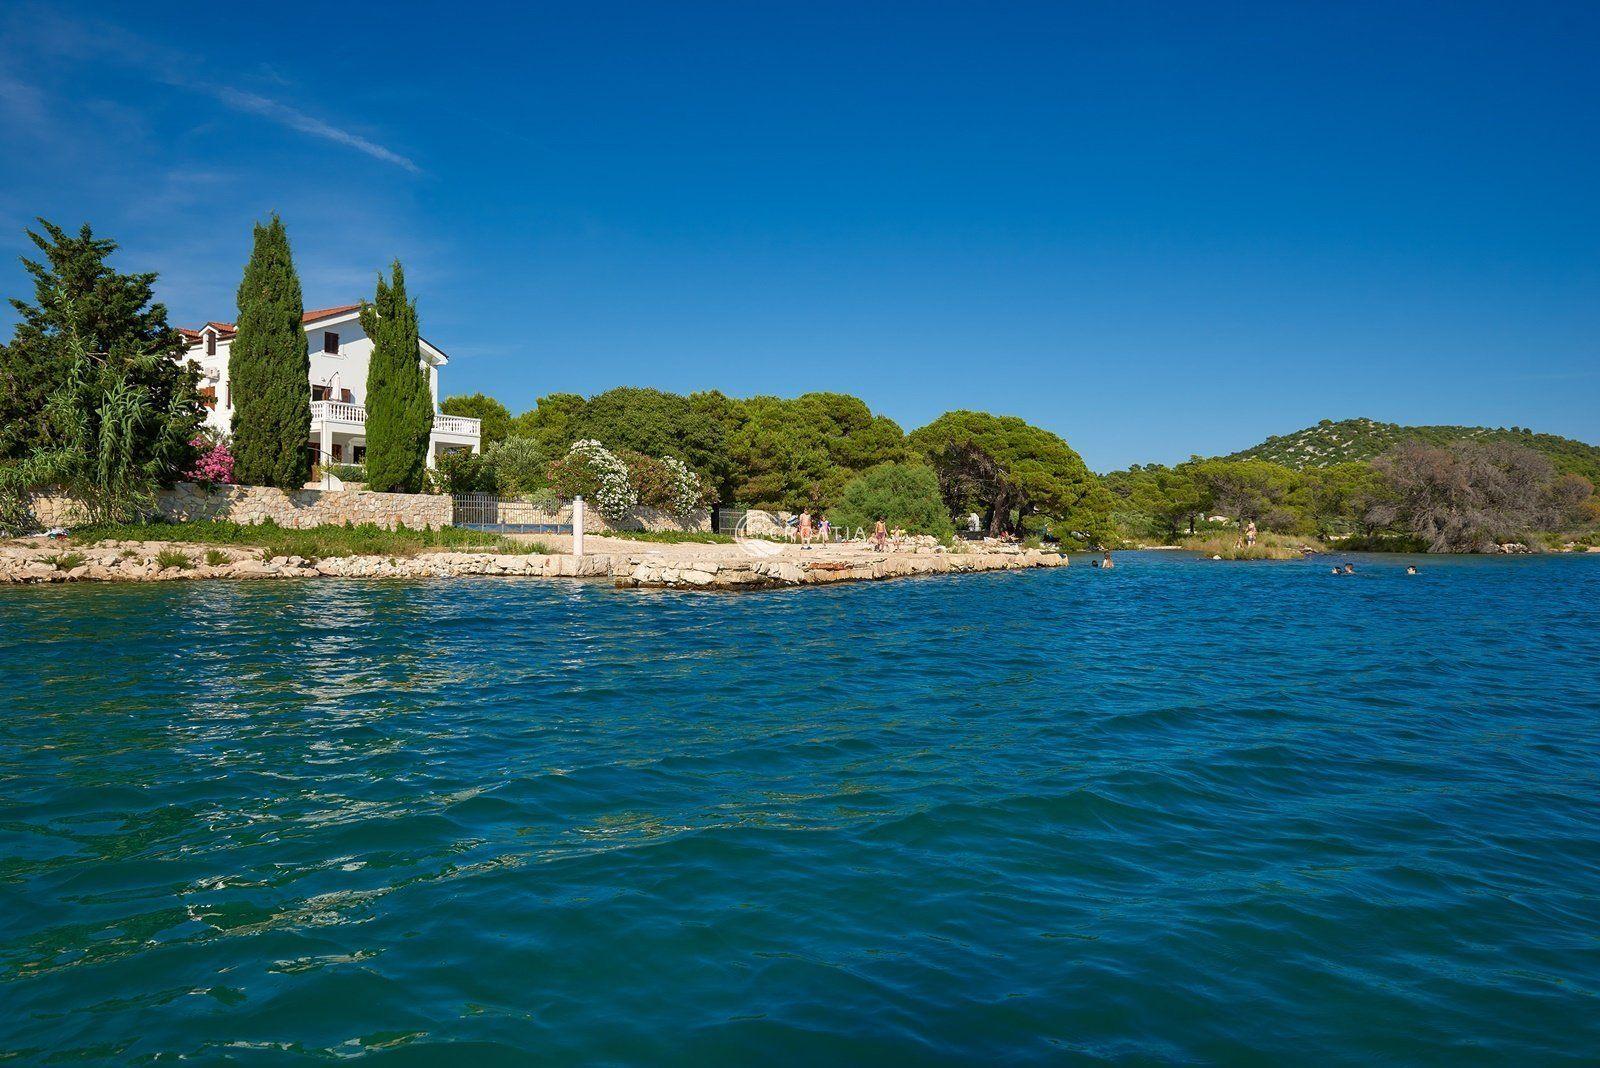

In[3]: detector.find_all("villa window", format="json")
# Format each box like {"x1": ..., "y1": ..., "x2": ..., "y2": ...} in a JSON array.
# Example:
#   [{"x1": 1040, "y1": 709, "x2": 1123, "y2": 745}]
[
  {"x1": 312, "y1": 384, "x2": 331, "y2": 402},
  {"x1": 323, "y1": 331, "x2": 339, "y2": 354},
  {"x1": 331, "y1": 443, "x2": 343, "y2": 462},
  {"x1": 353, "y1": 445, "x2": 366, "y2": 463},
  {"x1": 205, "y1": 332, "x2": 216, "y2": 356}
]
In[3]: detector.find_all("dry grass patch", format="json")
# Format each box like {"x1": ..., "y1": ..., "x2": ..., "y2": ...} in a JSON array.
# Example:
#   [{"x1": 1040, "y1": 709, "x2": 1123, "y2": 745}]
[{"x1": 1180, "y1": 533, "x2": 1324, "y2": 560}]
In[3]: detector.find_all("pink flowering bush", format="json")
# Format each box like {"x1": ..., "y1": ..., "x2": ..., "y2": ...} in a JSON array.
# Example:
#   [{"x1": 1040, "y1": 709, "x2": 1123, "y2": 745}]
[{"x1": 186, "y1": 437, "x2": 236, "y2": 485}]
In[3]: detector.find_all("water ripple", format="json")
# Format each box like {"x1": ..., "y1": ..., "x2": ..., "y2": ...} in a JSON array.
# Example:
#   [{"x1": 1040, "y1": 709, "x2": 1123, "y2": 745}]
[{"x1": 2, "y1": 553, "x2": 1599, "y2": 1062}]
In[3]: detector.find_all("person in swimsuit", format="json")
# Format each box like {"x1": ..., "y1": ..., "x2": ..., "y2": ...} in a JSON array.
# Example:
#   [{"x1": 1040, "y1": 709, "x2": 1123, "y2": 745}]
[
  {"x1": 798, "y1": 509, "x2": 813, "y2": 549},
  {"x1": 873, "y1": 518, "x2": 888, "y2": 552},
  {"x1": 1244, "y1": 519, "x2": 1257, "y2": 547}
]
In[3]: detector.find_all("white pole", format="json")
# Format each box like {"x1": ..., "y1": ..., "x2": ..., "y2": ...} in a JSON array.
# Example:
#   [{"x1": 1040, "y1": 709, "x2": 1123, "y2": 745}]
[{"x1": 572, "y1": 495, "x2": 585, "y2": 557}]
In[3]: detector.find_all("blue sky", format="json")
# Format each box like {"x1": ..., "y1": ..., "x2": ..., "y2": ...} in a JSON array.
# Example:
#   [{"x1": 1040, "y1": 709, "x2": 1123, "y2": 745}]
[{"x1": 1, "y1": 2, "x2": 1596, "y2": 471}]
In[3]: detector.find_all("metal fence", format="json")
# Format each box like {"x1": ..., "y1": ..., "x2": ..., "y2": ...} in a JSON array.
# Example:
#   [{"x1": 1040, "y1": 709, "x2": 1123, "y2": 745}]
[{"x1": 452, "y1": 493, "x2": 572, "y2": 533}]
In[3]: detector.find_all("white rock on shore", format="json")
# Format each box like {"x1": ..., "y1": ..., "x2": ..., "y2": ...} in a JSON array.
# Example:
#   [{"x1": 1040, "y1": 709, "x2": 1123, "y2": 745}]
[{"x1": 0, "y1": 539, "x2": 1067, "y2": 591}]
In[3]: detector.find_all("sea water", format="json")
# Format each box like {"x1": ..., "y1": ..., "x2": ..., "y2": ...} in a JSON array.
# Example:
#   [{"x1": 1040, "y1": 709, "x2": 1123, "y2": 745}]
[{"x1": 2, "y1": 552, "x2": 1597, "y2": 1062}]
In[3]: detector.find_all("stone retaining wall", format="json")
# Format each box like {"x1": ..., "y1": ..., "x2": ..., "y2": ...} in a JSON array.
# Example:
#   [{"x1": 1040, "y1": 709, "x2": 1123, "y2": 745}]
[
  {"x1": 484, "y1": 498, "x2": 710, "y2": 533},
  {"x1": 29, "y1": 483, "x2": 452, "y2": 531},
  {"x1": 25, "y1": 484, "x2": 705, "y2": 534}
]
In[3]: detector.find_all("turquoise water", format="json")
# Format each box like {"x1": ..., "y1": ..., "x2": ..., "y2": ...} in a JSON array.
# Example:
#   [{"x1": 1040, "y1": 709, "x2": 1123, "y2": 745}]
[{"x1": 2, "y1": 552, "x2": 1598, "y2": 1063}]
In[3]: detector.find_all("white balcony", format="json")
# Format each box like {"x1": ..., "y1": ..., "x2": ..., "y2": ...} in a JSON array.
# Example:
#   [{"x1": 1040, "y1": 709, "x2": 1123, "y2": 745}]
[
  {"x1": 434, "y1": 413, "x2": 481, "y2": 437},
  {"x1": 309, "y1": 401, "x2": 481, "y2": 471},
  {"x1": 310, "y1": 400, "x2": 368, "y2": 426},
  {"x1": 309, "y1": 400, "x2": 481, "y2": 443}
]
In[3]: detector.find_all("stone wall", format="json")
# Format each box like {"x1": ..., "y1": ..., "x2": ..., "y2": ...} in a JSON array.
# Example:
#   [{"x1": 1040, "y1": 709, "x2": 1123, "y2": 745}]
[
  {"x1": 29, "y1": 483, "x2": 452, "y2": 531},
  {"x1": 481, "y1": 498, "x2": 710, "y2": 533},
  {"x1": 599, "y1": 506, "x2": 711, "y2": 533},
  {"x1": 25, "y1": 484, "x2": 705, "y2": 533}
]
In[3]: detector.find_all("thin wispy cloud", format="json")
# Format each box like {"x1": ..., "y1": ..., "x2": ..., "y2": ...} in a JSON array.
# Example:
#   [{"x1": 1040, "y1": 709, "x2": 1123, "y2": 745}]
[
  {"x1": 0, "y1": 4, "x2": 421, "y2": 174},
  {"x1": 209, "y1": 86, "x2": 420, "y2": 173},
  {"x1": 0, "y1": 70, "x2": 47, "y2": 129}
]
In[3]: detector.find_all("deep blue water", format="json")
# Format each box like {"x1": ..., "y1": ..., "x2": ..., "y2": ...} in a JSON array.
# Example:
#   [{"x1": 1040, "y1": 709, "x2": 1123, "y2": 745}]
[{"x1": 2, "y1": 552, "x2": 1599, "y2": 1063}]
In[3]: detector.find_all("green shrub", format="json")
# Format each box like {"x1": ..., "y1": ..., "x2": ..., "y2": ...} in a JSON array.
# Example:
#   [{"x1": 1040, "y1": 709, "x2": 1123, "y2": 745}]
[
  {"x1": 42, "y1": 551, "x2": 86, "y2": 570},
  {"x1": 437, "y1": 451, "x2": 498, "y2": 494},
  {"x1": 829, "y1": 462, "x2": 954, "y2": 538},
  {"x1": 1337, "y1": 533, "x2": 1430, "y2": 553},
  {"x1": 484, "y1": 437, "x2": 547, "y2": 495},
  {"x1": 203, "y1": 549, "x2": 230, "y2": 566},
  {"x1": 526, "y1": 487, "x2": 562, "y2": 513},
  {"x1": 154, "y1": 548, "x2": 191, "y2": 570},
  {"x1": 323, "y1": 463, "x2": 366, "y2": 483}
]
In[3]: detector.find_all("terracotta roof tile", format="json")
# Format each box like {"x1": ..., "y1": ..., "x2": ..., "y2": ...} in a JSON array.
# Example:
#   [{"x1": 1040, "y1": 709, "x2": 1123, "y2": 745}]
[
  {"x1": 302, "y1": 304, "x2": 360, "y2": 322},
  {"x1": 184, "y1": 304, "x2": 362, "y2": 345}
]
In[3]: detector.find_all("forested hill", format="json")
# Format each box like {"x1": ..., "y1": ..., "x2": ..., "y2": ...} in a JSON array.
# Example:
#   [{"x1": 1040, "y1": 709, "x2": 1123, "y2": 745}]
[{"x1": 1226, "y1": 418, "x2": 1600, "y2": 484}]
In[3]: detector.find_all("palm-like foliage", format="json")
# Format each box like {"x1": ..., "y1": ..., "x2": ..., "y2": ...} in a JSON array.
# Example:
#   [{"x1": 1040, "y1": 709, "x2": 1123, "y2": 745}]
[{"x1": 7, "y1": 325, "x2": 195, "y2": 528}]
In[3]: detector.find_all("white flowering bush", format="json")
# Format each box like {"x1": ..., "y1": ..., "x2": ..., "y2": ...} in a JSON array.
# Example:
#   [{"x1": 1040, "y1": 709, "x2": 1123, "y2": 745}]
[
  {"x1": 546, "y1": 438, "x2": 636, "y2": 520},
  {"x1": 660, "y1": 456, "x2": 704, "y2": 517}
]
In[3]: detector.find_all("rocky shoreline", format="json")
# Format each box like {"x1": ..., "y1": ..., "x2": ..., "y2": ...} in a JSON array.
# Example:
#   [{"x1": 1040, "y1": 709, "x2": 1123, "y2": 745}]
[{"x1": 0, "y1": 540, "x2": 1068, "y2": 591}]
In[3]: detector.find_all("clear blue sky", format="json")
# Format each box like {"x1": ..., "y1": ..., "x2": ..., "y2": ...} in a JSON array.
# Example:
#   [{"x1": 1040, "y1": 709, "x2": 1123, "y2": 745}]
[{"x1": 1, "y1": 2, "x2": 1596, "y2": 471}]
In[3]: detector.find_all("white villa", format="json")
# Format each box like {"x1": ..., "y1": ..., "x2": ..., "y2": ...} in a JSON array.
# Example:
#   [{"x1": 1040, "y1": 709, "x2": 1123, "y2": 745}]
[{"x1": 180, "y1": 304, "x2": 481, "y2": 469}]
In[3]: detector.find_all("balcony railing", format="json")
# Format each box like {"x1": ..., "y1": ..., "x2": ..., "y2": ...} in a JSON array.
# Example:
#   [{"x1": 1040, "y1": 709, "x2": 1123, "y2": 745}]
[
  {"x1": 311, "y1": 400, "x2": 367, "y2": 424},
  {"x1": 309, "y1": 400, "x2": 481, "y2": 438}
]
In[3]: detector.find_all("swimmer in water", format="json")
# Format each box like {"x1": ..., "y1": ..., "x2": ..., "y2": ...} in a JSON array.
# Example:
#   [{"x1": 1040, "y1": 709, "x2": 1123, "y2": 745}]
[
  {"x1": 1406, "y1": 565, "x2": 1418, "y2": 575},
  {"x1": 1343, "y1": 564, "x2": 1355, "y2": 574}
]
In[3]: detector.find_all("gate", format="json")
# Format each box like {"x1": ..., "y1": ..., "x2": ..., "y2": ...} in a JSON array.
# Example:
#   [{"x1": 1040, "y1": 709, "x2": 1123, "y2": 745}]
[{"x1": 451, "y1": 492, "x2": 572, "y2": 534}]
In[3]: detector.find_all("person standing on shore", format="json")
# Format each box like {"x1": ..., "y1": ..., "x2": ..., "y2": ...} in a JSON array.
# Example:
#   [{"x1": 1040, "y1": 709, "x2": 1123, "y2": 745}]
[
  {"x1": 819, "y1": 516, "x2": 831, "y2": 543},
  {"x1": 873, "y1": 518, "x2": 888, "y2": 552},
  {"x1": 798, "y1": 509, "x2": 814, "y2": 549},
  {"x1": 1245, "y1": 519, "x2": 1258, "y2": 547}
]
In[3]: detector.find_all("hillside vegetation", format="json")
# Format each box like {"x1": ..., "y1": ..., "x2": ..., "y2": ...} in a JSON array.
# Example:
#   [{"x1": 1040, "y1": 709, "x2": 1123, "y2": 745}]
[
  {"x1": 1227, "y1": 417, "x2": 1600, "y2": 485},
  {"x1": 1103, "y1": 418, "x2": 1600, "y2": 552}
]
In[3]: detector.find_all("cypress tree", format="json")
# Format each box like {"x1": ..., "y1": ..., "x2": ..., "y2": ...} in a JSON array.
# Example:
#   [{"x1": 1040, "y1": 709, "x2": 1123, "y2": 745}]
[
  {"x1": 360, "y1": 262, "x2": 433, "y2": 493},
  {"x1": 230, "y1": 215, "x2": 309, "y2": 488}
]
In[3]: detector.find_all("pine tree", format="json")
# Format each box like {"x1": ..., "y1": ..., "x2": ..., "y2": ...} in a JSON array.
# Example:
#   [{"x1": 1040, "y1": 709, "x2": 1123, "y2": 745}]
[
  {"x1": 361, "y1": 262, "x2": 433, "y2": 492},
  {"x1": 230, "y1": 215, "x2": 309, "y2": 488},
  {"x1": 2, "y1": 219, "x2": 200, "y2": 465},
  {"x1": 1, "y1": 219, "x2": 202, "y2": 470}
]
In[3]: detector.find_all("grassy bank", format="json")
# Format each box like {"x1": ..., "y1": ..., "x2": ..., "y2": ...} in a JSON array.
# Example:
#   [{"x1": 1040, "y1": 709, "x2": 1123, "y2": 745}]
[
  {"x1": 1338, "y1": 532, "x2": 1600, "y2": 553},
  {"x1": 70, "y1": 520, "x2": 549, "y2": 561},
  {"x1": 1335, "y1": 533, "x2": 1432, "y2": 553},
  {"x1": 595, "y1": 529, "x2": 734, "y2": 544},
  {"x1": 1180, "y1": 532, "x2": 1325, "y2": 560}
]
